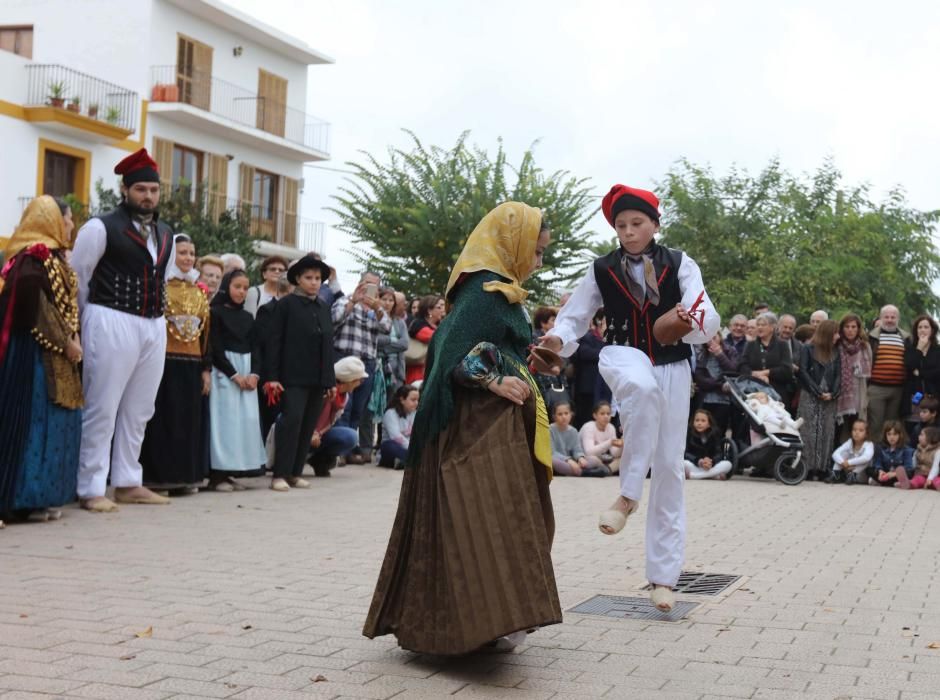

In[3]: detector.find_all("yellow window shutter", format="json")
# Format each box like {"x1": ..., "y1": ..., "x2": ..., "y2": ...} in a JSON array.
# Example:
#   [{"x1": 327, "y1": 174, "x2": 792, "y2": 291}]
[
  {"x1": 238, "y1": 163, "x2": 256, "y2": 234},
  {"x1": 282, "y1": 176, "x2": 299, "y2": 248},
  {"x1": 206, "y1": 154, "x2": 228, "y2": 222},
  {"x1": 152, "y1": 137, "x2": 174, "y2": 190}
]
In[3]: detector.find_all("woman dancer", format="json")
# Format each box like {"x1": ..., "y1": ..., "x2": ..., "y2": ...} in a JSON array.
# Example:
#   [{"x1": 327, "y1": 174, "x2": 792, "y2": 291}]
[
  {"x1": 364, "y1": 202, "x2": 560, "y2": 654},
  {"x1": 0, "y1": 196, "x2": 82, "y2": 526},
  {"x1": 141, "y1": 234, "x2": 210, "y2": 495}
]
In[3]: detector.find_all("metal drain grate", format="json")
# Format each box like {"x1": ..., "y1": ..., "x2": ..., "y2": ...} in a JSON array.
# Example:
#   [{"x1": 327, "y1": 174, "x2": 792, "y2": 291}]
[
  {"x1": 672, "y1": 571, "x2": 740, "y2": 596},
  {"x1": 568, "y1": 595, "x2": 697, "y2": 622}
]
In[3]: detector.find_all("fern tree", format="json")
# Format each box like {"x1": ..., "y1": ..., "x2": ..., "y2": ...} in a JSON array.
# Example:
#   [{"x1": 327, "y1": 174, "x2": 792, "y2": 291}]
[{"x1": 329, "y1": 131, "x2": 598, "y2": 302}]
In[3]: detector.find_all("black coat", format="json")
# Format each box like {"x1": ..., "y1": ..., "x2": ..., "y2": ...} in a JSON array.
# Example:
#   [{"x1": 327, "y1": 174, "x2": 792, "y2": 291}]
[
  {"x1": 903, "y1": 343, "x2": 940, "y2": 409},
  {"x1": 266, "y1": 293, "x2": 335, "y2": 388},
  {"x1": 684, "y1": 428, "x2": 723, "y2": 464},
  {"x1": 573, "y1": 331, "x2": 605, "y2": 397},
  {"x1": 739, "y1": 337, "x2": 794, "y2": 396},
  {"x1": 799, "y1": 344, "x2": 842, "y2": 399}
]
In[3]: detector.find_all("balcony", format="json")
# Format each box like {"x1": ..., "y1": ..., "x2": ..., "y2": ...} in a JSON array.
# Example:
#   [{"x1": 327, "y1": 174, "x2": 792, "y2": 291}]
[
  {"x1": 148, "y1": 66, "x2": 330, "y2": 162},
  {"x1": 22, "y1": 64, "x2": 138, "y2": 141}
]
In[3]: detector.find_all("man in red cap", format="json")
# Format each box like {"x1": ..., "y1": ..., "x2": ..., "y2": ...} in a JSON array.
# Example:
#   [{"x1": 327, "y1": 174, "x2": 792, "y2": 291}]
[
  {"x1": 540, "y1": 184, "x2": 719, "y2": 612},
  {"x1": 70, "y1": 148, "x2": 176, "y2": 511}
]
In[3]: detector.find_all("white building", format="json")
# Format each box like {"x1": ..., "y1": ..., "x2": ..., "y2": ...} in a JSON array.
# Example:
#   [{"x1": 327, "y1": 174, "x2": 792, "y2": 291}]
[{"x1": 0, "y1": 0, "x2": 333, "y2": 258}]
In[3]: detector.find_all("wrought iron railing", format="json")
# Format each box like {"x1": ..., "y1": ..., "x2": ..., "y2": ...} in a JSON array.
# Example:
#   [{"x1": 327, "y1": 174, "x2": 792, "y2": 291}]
[
  {"x1": 150, "y1": 65, "x2": 331, "y2": 155},
  {"x1": 24, "y1": 64, "x2": 138, "y2": 131}
]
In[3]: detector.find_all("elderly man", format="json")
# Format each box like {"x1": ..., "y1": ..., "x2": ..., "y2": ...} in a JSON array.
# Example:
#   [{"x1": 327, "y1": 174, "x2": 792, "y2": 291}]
[
  {"x1": 221, "y1": 253, "x2": 246, "y2": 274},
  {"x1": 777, "y1": 313, "x2": 802, "y2": 413},
  {"x1": 725, "y1": 314, "x2": 749, "y2": 363},
  {"x1": 810, "y1": 309, "x2": 829, "y2": 327},
  {"x1": 867, "y1": 304, "x2": 910, "y2": 435}
]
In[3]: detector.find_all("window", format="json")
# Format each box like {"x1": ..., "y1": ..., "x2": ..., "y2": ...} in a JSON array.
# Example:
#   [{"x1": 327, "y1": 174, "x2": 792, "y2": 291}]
[
  {"x1": 0, "y1": 26, "x2": 32, "y2": 59},
  {"x1": 43, "y1": 150, "x2": 78, "y2": 198},
  {"x1": 171, "y1": 144, "x2": 203, "y2": 201},
  {"x1": 252, "y1": 169, "x2": 278, "y2": 238},
  {"x1": 176, "y1": 34, "x2": 213, "y2": 110}
]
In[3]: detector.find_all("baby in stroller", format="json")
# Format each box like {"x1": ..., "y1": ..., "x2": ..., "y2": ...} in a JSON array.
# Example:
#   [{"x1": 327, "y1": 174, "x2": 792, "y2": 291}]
[{"x1": 746, "y1": 391, "x2": 803, "y2": 436}]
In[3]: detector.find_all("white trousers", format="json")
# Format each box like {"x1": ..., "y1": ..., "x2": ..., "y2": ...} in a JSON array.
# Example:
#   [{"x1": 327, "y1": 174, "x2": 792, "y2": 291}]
[
  {"x1": 599, "y1": 346, "x2": 690, "y2": 588},
  {"x1": 77, "y1": 304, "x2": 166, "y2": 499},
  {"x1": 684, "y1": 459, "x2": 732, "y2": 479}
]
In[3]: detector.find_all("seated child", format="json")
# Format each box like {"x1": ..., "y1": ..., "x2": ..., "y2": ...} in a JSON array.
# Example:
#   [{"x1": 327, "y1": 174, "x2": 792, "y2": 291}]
[
  {"x1": 379, "y1": 385, "x2": 419, "y2": 469},
  {"x1": 746, "y1": 391, "x2": 804, "y2": 435},
  {"x1": 908, "y1": 397, "x2": 939, "y2": 448},
  {"x1": 550, "y1": 402, "x2": 607, "y2": 477},
  {"x1": 899, "y1": 425, "x2": 940, "y2": 490},
  {"x1": 579, "y1": 401, "x2": 623, "y2": 474},
  {"x1": 683, "y1": 409, "x2": 732, "y2": 480},
  {"x1": 870, "y1": 420, "x2": 914, "y2": 486},
  {"x1": 830, "y1": 419, "x2": 874, "y2": 484}
]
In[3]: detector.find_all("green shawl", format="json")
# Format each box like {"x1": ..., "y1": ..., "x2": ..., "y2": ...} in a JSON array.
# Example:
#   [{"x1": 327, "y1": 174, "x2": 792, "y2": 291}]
[{"x1": 407, "y1": 271, "x2": 533, "y2": 467}]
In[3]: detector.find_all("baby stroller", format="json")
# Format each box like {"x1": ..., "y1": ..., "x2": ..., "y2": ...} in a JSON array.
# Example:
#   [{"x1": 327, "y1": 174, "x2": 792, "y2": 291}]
[{"x1": 723, "y1": 376, "x2": 806, "y2": 485}]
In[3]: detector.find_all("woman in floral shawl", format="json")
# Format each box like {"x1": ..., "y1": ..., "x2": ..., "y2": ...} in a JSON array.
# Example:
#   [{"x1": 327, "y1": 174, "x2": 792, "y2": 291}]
[
  {"x1": 363, "y1": 202, "x2": 561, "y2": 655},
  {"x1": 0, "y1": 196, "x2": 82, "y2": 526},
  {"x1": 836, "y1": 313, "x2": 872, "y2": 443}
]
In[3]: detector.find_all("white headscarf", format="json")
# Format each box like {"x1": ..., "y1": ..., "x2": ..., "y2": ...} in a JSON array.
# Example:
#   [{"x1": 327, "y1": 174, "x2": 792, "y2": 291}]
[{"x1": 167, "y1": 233, "x2": 200, "y2": 283}]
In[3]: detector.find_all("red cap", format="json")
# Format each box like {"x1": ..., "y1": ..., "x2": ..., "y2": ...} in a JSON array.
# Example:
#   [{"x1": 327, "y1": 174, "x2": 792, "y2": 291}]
[
  {"x1": 114, "y1": 148, "x2": 160, "y2": 185},
  {"x1": 601, "y1": 184, "x2": 660, "y2": 227}
]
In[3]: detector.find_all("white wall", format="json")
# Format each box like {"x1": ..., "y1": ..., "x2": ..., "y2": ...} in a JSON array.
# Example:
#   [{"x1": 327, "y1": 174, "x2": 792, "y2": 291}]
[{"x1": 150, "y1": 0, "x2": 308, "y2": 111}]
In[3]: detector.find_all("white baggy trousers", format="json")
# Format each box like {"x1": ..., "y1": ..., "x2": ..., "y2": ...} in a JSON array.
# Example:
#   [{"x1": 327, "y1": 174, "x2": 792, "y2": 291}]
[
  {"x1": 77, "y1": 304, "x2": 167, "y2": 499},
  {"x1": 599, "y1": 345, "x2": 690, "y2": 588}
]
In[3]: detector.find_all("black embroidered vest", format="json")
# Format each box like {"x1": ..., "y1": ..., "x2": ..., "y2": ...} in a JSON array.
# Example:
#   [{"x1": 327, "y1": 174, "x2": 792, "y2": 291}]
[
  {"x1": 593, "y1": 244, "x2": 691, "y2": 366},
  {"x1": 87, "y1": 204, "x2": 174, "y2": 318}
]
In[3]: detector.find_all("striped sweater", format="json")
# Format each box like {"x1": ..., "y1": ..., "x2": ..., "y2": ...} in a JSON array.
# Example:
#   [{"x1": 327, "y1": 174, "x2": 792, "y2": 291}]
[{"x1": 871, "y1": 329, "x2": 906, "y2": 385}]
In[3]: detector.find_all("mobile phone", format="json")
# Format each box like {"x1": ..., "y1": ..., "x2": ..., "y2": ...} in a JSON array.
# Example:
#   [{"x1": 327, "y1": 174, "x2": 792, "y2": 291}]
[{"x1": 365, "y1": 283, "x2": 378, "y2": 299}]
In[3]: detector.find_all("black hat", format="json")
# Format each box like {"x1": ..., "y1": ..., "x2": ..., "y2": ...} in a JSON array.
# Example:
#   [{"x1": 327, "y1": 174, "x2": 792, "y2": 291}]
[{"x1": 287, "y1": 255, "x2": 331, "y2": 285}]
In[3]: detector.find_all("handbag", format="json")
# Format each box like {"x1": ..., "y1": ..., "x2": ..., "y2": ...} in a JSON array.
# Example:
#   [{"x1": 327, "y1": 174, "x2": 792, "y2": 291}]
[{"x1": 404, "y1": 337, "x2": 428, "y2": 366}]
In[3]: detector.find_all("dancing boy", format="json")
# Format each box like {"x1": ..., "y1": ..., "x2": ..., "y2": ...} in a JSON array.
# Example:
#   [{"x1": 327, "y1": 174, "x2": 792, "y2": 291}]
[{"x1": 540, "y1": 184, "x2": 718, "y2": 611}]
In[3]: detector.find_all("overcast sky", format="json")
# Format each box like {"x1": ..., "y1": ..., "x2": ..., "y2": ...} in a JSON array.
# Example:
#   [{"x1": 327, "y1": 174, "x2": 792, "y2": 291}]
[{"x1": 228, "y1": 0, "x2": 940, "y2": 290}]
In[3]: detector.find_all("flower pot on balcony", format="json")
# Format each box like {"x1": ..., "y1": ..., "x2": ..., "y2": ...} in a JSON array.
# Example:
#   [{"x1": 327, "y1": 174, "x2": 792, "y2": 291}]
[
  {"x1": 67, "y1": 101, "x2": 81, "y2": 113},
  {"x1": 49, "y1": 97, "x2": 65, "y2": 108},
  {"x1": 151, "y1": 84, "x2": 180, "y2": 102},
  {"x1": 163, "y1": 84, "x2": 179, "y2": 102},
  {"x1": 88, "y1": 105, "x2": 99, "y2": 119},
  {"x1": 151, "y1": 84, "x2": 165, "y2": 102}
]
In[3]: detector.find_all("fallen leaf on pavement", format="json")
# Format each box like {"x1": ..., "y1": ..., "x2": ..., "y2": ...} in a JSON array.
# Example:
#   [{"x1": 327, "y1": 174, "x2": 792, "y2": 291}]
[
  {"x1": 135, "y1": 626, "x2": 153, "y2": 638},
  {"x1": 928, "y1": 642, "x2": 940, "y2": 649},
  {"x1": 19, "y1": 614, "x2": 27, "y2": 618},
  {"x1": 242, "y1": 624, "x2": 252, "y2": 630},
  {"x1": 312, "y1": 675, "x2": 327, "y2": 682},
  {"x1": 119, "y1": 654, "x2": 136, "y2": 661}
]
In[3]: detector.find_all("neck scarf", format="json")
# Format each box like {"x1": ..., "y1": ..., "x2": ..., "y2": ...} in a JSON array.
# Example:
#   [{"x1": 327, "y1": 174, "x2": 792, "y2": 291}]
[
  {"x1": 445, "y1": 202, "x2": 542, "y2": 306},
  {"x1": 837, "y1": 338, "x2": 872, "y2": 417},
  {"x1": 620, "y1": 242, "x2": 660, "y2": 306}
]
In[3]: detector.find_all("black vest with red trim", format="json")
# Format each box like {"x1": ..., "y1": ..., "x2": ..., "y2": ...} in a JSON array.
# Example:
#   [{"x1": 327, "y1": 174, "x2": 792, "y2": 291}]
[
  {"x1": 87, "y1": 204, "x2": 174, "y2": 318},
  {"x1": 593, "y1": 244, "x2": 691, "y2": 366}
]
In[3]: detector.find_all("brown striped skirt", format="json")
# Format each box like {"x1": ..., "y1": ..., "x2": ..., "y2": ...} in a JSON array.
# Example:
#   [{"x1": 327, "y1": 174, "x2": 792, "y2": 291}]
[{"x1": 362, "y1": 389, "x2": 561, "y2": 655}]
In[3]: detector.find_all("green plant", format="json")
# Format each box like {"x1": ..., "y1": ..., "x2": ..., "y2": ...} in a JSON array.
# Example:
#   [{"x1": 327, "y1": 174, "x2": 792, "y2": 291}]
[
  {"x1": 69, "y1": 95, "x2": 80, "y2": 105},
  {"x1": 330, "y1": 130, "x2": 598, "y2": 302},
  {"x1": 104, "y1": 105, "x2": 121, "y2": 124},
  {"x1": 47, "y1": 81, "x2": 66, "y2": 99}
]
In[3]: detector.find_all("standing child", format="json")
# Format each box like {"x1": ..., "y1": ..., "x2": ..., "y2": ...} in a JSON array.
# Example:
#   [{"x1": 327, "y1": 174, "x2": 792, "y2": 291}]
[
  {"x1": 901, "y1": 426, "x2": 940, "y2": 490},
  {"x1": 683, "y1": 409, "x2": 732, "y2": 480},
  {"x1": 208, "y1": 270, "x2": 267, "y2": 490},
  {"x1": 870, "y1": 420, "x2": 913, "y2": 487},
  {"x1": 266, "y1": 256, "x2": 336, "y2": 492},
  {"x1": 542, "y1": 184, "x2": 719, "y2": 611},
  {"x1": 830, "y1": 419, "x2": 874, "y2": 484},
  {"x1": 579, "y1": 401, "x2": 623, "y2": 473},
  {"x1": 379, "y1": 385, "x2": 419, "y2": 468}
]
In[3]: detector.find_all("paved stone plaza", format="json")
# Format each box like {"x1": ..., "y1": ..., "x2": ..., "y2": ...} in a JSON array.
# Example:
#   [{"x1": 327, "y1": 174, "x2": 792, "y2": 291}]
[{"x1": 1, "y1": 465, "x2": 939, "y2": 700}]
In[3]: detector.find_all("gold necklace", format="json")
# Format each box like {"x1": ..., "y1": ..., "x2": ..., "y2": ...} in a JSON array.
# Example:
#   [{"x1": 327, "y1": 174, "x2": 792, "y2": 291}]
[
  {"x1": 164, "y1": 279, "x2": 208, "y2": 344},
  {"x1": 43, "y1": 255, "x2": 79, "y2": 334}
]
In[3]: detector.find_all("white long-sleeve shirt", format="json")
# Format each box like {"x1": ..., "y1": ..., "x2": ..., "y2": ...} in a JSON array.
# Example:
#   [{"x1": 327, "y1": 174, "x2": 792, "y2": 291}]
[
  {"x1": 382, "y1": 408, "x2": 415, "y2": 448},
  {"x1": 831, "y1": 439, "x2": 875, "y2": 468},
  {"x1": 552, "y1": 250, "x2": 719, "y2": 357},
  {"x1": 71, "y1": 217, "x2": 176, "y2": 313}
]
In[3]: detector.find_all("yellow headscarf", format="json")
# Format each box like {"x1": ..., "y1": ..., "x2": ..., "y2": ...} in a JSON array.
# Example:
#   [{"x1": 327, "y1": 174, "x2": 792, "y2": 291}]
[
  {"x1": 444, "y1": 201, "x2": 542, "y2": 305},
  {"x1": 4, "y1": 195, "x2": 69, "y2": 260}
]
